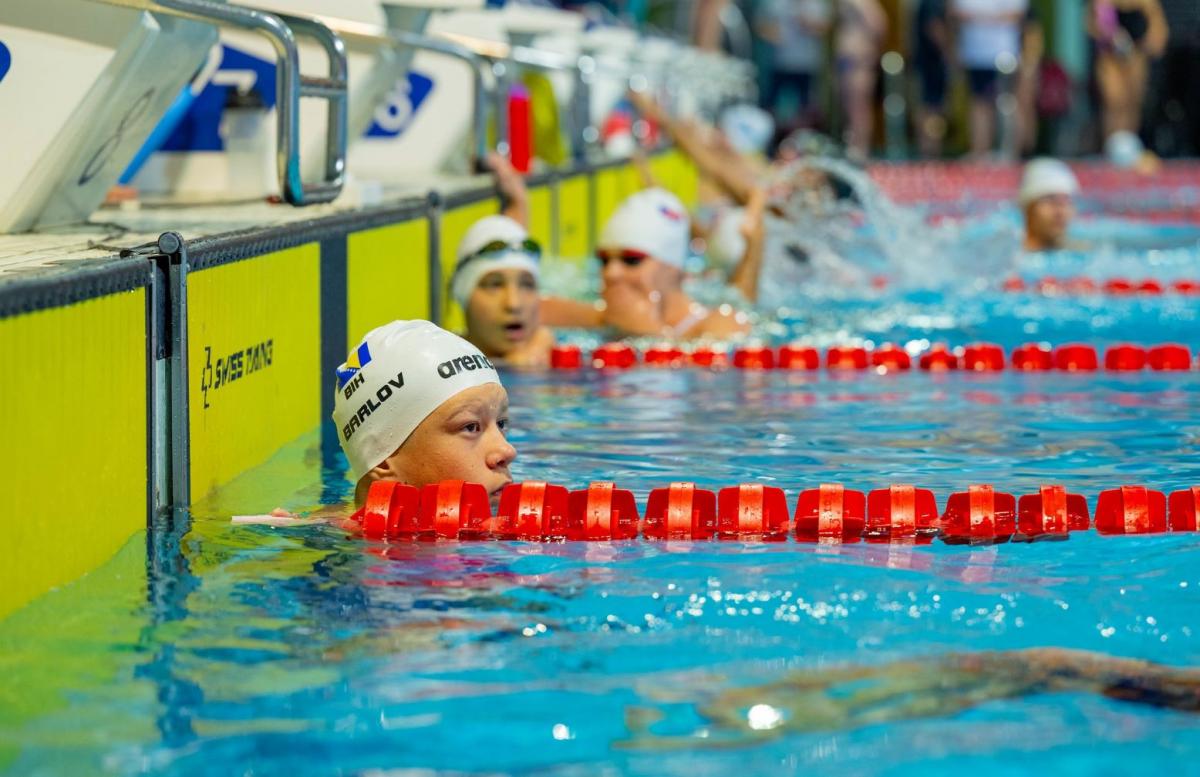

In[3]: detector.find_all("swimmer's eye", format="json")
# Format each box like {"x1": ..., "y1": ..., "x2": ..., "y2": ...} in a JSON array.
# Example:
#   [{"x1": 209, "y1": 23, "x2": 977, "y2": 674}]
[
  {"x1": 519, "y1": 275, "x2": 538, "y2": 291},
  {"x1": 498, "y1": 417, "x2": 510, "y2": 433},
  {"x1": 460, "y1": 421, "x2": 482, "y2": 434},
  {"x1": 479, "y1": 275, "x2": 505, "y2": 290}
]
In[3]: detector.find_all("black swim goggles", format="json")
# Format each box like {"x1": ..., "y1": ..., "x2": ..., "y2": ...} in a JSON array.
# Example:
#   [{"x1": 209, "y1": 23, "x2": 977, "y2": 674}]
[{"x1": 462, "y1": 237, "x2": 542, "y2": 264}]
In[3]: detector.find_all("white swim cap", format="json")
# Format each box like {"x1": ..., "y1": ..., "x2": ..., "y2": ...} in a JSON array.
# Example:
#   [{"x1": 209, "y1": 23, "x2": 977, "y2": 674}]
[
  {"x1": 719, "y1": 104, "x2": 775, "y2": 155},
  {"x1": 450, "y1": 215, "x2": 541, "y2": 309},
  {"x1": 1105, "y1": 130, "x2": 1144, "y2": 169},
  {"x1": 706, "y1": 207, "x2": 747, "y2": 274},
  {"x1": 598, "y1": 188, "x2": 691, "y2": 269},
  {"x1": 1018, "y1": 158, "x2": 1079, "y2": 206},
  {"x1": 333, "y1": 320, "x2": 501, "y2": 481}
]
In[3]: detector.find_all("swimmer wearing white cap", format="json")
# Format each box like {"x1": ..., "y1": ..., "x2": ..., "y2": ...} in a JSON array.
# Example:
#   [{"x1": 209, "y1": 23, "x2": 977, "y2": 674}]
[
  {"x1": 1019, "y1": 158, "x2": 1079, "y2": 252},
  {"x1": 556, "y1": 188, "x2": 750, "y2": 339},
  {"x1": 333, "y1": 320, "x2": 515, "y2": 507},
  {"x1": 452, "y1": 215, "x2": 555, "y2": 367}
]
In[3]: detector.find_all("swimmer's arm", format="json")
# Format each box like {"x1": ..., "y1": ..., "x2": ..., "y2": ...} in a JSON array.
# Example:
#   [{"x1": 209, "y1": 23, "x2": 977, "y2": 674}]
[
  {"x1": 728, "y1": 188, "x2": 767, "y2": 303},
  {"x1": 539, "y1": 296, "x2": 605, "y2": 328},
  {"x1": 687, "y1": 306, "x2": 751, "y2": 339},
  {"x1": 627, "y1": 91, "x2": 758, "y2": 207},
  {"x1": 487, "y1": 152, "x2": 529, "y2": 228},
  {"x1": 632, "y1": 150, "x2": 660, "y2": 189}
]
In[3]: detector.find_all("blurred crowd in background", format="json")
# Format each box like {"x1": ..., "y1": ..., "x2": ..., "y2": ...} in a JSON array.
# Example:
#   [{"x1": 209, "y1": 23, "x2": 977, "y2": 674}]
[{"x1": 552, "y1": 0, "x2": 1200, "y2": 160}]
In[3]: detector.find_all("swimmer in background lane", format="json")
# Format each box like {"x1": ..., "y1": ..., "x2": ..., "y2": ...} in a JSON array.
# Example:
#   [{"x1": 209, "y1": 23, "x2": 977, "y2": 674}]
[
  {"x1": 547, "y1": 188, "x2": 751, "y2": 339},
  {"x1": 453, "y1": 214, "x2": 555, "y2": 368},
  {"x1": 333, "y1": 320, "x2": 516, "y2": 509},
  {"x1": 621, "y1": 647, "x2": 1200, "y2": 748},
  {"x1": 1019, "y1": 158, "x2": 1080, "y2": 253}
]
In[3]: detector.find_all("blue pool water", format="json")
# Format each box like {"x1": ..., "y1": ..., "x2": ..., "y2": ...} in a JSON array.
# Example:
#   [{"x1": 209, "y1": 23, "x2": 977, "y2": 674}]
[{"x1": 3, "y1": 209, "x2": 1200, "y2": 776}]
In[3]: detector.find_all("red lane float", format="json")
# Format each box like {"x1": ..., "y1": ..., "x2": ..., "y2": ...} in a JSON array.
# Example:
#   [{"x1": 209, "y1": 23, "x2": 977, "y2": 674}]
[
  {"x1": 1169, "y1": 487, "x2": 1200, "y2": 532},
  {"x1": 690, "y1": 346, "x2": 729, "y2": 368},
  {"x1": 1105, "y1": 344, "x2": 1147, "y2": 371},
  {"x1": 1148, "y1": 344, "x2": 1192, "y2": 371},
  {"x1": 1016, "y1": 485, "x2": 1089, "y2": 538},
  {"x1": 733, "y1": 346, "x2": 776, "y2": 370},
  {"x1": 550, "y1": 345, "x2": 582, "y2": 369},
  {"x1": 348, "y1": 480, "x2": 1200, "y2": 542},
  {"x1": 1054, "y1": 344, "x2": 1099, "y2": 372},
  {"x1": 644, "y1": 482, "x2": 717, "y2": 539},
  {"x1": 1095, "y1": 486, "x2": 1168, "y2": 534},
  {"x1": 871, "y1": 344, "x2": 911, "y2": 371},
  {"x1": 1012, "y1": 343, "x2": 1054, "y2": 371},
  {"x1": 1003, "y1": 275, "x2": 1200, "y2": 297},
  {"x1": 919, "y1": 344, "x2": 958, "y2": 371},
  {"x1": 592, "y1": 343, "x2": 637, "y2": 369},
  {"x1": 827, "y1": 346, "x2": 869, "y2": 370},
  {"x1": 795, "y1": 483, "x2": 866, "y2": 542},
  {"x1": 963, "y1": 344, "x2": 1005, "y2": 372},
  {"x1": 779, "y1": 344, "x2": 820, "y2": 370},
  {"x1": 566, "y1": 482, "x2": 640, "y2": 540},
  {"x1": 717, "y1": 484, "x2": 790, "y2": 539},
  {"x1": 941, "y1": 485, "x2": 1016, "y2": 543},
  {"x1": 866, "y1": 485, "x2": 938, "y2": 541},
  {"x1": 361, "y1": 481, "x2": 421, "y2": 540},
  {"x1": 418, "y1": 480, "x2": 492, "y2": 539},
  {"x1": 644, "y1": 345, "x2": 686, "y2": 367},
  {"x1": 495, "y1": 482, "x2": 570, "y2": 540}
]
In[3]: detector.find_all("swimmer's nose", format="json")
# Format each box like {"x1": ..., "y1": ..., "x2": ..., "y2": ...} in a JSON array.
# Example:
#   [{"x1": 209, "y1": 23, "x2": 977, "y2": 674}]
[
  {"x1": 602, "y1": 257, "x2": 624, "y2": 284},
  {"x1": 486, "y1": 431, "x2": 517, "y2": 471},
  {"x1": 503, "y1": 282, "x2": 521, "y2": 311}
]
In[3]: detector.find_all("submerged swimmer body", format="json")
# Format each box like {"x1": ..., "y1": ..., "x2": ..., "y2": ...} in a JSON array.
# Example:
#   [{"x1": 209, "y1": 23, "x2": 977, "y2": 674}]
[{"x1": 622, "y1": 648, "x2": 1200, "y2": 748}]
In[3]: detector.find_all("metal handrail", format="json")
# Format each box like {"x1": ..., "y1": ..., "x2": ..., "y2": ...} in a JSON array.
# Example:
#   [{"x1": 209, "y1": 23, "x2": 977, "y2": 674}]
[
  {"x1": 436, "y1": 32, "x2": 598, "y2": 163},
  {"x1": 91, "y1": 0, "x2": 348, "y2": 205},
  {"x1": 319, "y1": 16, "x2": 494, "y2": 172}
]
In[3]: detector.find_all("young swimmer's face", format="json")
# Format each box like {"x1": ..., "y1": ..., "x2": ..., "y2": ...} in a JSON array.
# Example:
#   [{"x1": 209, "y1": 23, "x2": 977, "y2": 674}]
[
  {"x1": 374, "y1": 383, "x2": 515, "y2": 505},
  {"x1": 465, "y1": 268, "x2": 540, "y2": 358},
  {"x1": 1025, "y1": 194, "x2": 1074, "y2": 249},
  {"x1": 599, "y1": 250, "x2": 680, "y2": 302}
]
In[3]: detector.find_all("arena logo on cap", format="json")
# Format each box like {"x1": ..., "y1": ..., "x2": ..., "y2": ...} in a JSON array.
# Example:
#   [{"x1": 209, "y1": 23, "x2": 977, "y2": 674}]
[
  {"x1": 200, "y1": 340, "x2": 274, "y2": 409},
  {"x1": 436, "y1": 353, "x2": 495, "y2": 379}
]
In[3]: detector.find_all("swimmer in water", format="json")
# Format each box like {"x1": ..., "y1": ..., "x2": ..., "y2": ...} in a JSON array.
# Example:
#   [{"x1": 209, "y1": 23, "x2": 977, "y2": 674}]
[
  {"x1": 621, "y1": 647, "x2": 1200, "y2": 748},
  {"x1": 1019, "y1": 158, "x2": 1080, "y2": 252},
  {"x1": 333, "y1": 320, "x2": 515, "y2": 509},
  {"x1": 548, "y1": 188, "x2": 751, "y2": 339},
  {"x1": 453, "y1": 214, "x2": 555, "y2": 368}
]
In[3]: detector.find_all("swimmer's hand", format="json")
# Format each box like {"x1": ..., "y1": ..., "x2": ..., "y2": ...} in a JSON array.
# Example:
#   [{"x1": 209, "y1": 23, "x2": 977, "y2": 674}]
[{"x1": 602, "y1": 284, "x2": 668, "y2": 338}]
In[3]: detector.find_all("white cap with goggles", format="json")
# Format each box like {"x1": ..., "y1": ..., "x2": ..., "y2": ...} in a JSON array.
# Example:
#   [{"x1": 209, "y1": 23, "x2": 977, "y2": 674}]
[
  {"x1": 598, "y1": 187, "x2": 691, "y2": 269},
  {"x1": 332, "y1": 320, "x2": 501, "y2": 480},
  {"x1": 451, "y1": 215, "x2": 541, "y2": 308}
]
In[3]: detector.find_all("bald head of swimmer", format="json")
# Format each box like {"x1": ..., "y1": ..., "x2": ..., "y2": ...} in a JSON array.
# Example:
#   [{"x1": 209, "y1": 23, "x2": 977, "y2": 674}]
[
  {"x1": 452, "y1": 215, "x2": 542, "y2": 359},
  {"x1": 597, "y1": 188, "x2": 691, "y2": 303},
  {"x1": 333, "y1": 320, "x2": 516, "y2": 507},
  {"x1": 1019, "y1": 159, "x2": 1079, "y2": 252}
]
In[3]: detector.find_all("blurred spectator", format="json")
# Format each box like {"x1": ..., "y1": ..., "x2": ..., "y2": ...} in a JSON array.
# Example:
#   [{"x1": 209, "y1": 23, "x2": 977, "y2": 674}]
[
  {"x1": 1015, "y1": 6, "x2": 1044, "y2": 155},
  {"x1": 1088, "y1": 0, "x2": 1169, "y2": 141},
  {"x1": 1147, "y1": 0, "x2": 1200, "y2": 155},
  {"x1": 912, "y1": 0, "x2": 950, "y2": 157},
  {"x1": 835, "y1": 0, "x2": 886, "y2": 157},
  {"x1": 951, "y1": 0, "x2": 1028, "y2": 157},
  {"x1": 756, "y1": 0, "x2": 833, "y2": 125}
]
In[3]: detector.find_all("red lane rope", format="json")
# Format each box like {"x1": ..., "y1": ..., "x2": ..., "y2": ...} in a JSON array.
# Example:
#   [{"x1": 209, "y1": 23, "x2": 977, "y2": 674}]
[
  {"x1": 349, "y1": 480, "x2": 1200, "y2": 543},
  {"x1": 1003, "y1": 276, "x2": 1200, "y2": 296},
  {"x1": 551, "y1": 342, "x2": 1197, "y2": 373}
]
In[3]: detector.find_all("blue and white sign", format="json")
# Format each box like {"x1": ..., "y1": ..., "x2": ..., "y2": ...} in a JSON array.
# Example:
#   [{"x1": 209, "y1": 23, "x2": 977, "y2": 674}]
[{"x1": 365, "y1": 71, "x2": 434, "y2": 138}]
